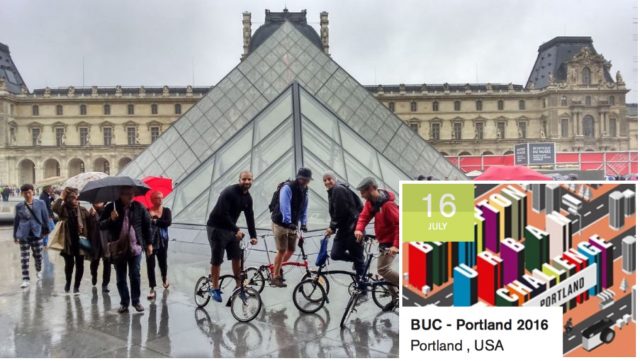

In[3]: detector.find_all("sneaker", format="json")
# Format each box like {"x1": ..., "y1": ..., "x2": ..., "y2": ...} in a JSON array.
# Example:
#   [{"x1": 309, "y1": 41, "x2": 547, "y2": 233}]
[
  {"x1": 64, "y1": 282, "x2": 71, "y2": 293},
  {"x1": 271, "y1": 277, "x2": 287, "y2": 288},
  {"x1": 117, "y1": 306, "x2": 129, "y2": 314},
  {"x1": 20, "y1": 280, "x2": 29, "y2": 289},
  {"x1": 73, "y1": 287, "x2": 80, "y2": 294},
  {"x1": 133, "y1": 303, "x2": 145, "y2": 313},
  {"x1": 382, "y1": 300, "x2": 397, "y2": 312},
  {"x1": 102, "y1": 286, "x2": 110, "y2": 293},
  {"x1": 36, "y1": 271, "x2": 43, "y2": 280},
  {"x1": 210, "y1": 288, "x2": 223, "y2": 303},
  {"x1": 355, "y1": 291, "x2": 369, "y2": 305}
]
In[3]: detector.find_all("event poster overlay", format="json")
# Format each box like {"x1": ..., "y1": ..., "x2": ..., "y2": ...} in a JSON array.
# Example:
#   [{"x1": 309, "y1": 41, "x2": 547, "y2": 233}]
[{"x1": 400, "y1": 182, "x2": 636, "y2": 358}]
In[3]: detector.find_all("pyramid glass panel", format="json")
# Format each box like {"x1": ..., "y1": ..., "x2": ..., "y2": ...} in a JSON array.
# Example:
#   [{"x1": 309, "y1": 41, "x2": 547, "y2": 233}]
[
  {"x1": 120, "y1": 18, "x2": 465, "y2": 230},
  {"x1": 252, "y1": 121, "x2": 293, "y2": 175}
]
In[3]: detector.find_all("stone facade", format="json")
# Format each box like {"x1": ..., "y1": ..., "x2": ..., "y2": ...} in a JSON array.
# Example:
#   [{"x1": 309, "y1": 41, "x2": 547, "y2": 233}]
[
  {"x1": 0, "y1": 83, "x2": 207, "y2": 185},
  {"x1": 0, "y1": 24, "x2": 636, "y2": 186}
]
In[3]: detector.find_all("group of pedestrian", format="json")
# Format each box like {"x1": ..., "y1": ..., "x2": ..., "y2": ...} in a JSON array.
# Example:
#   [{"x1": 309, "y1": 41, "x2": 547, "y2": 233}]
[
  {"x1": 205, "y1": 167, "x2": 399, "y2": 304},
  {"x1": 1, "y1": 185, "x2": 17, "y2": 201},
  {"x1": 13, "y1": 183, "x2": 173, "y2": 314}
]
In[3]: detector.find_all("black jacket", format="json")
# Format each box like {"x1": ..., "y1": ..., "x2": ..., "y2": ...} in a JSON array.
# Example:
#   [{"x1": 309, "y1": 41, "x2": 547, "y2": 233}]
[
  {"x1": 39, "y1": 192, "x2": 54, "y2": 219},
  {"x1": 207, "y1": 184, "x2": 257, "y2": 239},
  {"x1": 150, "y1": 207, "x2": 172, "y2": 249},
  {"x1": 328, "y1": 182, "x2": 363, "y2": 233},
  {"x1": 99, "y1": 200, "x2": 152, "y2": 248}
]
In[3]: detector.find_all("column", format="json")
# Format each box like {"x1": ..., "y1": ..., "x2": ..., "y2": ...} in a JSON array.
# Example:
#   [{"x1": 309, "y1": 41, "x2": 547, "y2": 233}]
[{"x1": 576, "y1": 111, "x2": 581, "y2": 135}]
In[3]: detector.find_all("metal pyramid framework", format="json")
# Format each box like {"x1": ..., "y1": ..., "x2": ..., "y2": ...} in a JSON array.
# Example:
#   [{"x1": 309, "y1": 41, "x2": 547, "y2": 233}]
[{"x1": 119, "y1": 20, "x2": 465, "y2": 229}]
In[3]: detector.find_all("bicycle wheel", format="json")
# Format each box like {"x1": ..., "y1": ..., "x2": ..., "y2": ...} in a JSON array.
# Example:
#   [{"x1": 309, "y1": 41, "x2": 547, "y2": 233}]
[
  {"x1": 293, "y1": 279, "x2": 327, "y2": 313},
  {"x1": 372, "y1": 282, "x2": 399, "y2": 310},
  {"x1": 194, "y1": 276, "x2": 211, "y2": 308},
  {"x1": 244, "y1": 267, "x2": 266, "y2": 293},
  {"x1": 230, "y1": 287, "x2": 262, "y2": 322},
  {"x1": 340, "y1": 293, "x2": 359, "y2": 328},
  {"x1": 301, "y1": 272, "x2": 330, "y2": 295}
]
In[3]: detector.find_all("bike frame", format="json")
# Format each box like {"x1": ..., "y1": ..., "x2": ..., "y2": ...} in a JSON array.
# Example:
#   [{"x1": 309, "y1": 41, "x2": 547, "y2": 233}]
[{"x1": 259, "y1": 233, "x2": 309, "y2": 277}]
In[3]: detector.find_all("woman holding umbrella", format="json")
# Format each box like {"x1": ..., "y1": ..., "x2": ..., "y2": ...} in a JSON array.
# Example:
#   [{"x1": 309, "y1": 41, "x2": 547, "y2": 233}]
[
  {"x1": 52, "y1": 187, "x2": 92, "y2": 294},
  {"x1": 146, "y1": 191, "x2": 172, "y2": 300}
]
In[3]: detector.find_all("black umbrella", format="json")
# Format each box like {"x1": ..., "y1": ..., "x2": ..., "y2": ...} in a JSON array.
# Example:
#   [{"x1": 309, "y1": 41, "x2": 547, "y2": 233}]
[{"x1": 79, "y1": 176, "x2": 150, "y2": 203}]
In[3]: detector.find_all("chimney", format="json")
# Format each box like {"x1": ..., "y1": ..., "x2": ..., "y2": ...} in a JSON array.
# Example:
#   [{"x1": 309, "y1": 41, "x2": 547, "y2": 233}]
[
  {"x1": 241, "y1": 11, "x2": 252, "y2": 61},
  {"x1": 320, "y1": 11, "x2": 329, "y2": 56}
]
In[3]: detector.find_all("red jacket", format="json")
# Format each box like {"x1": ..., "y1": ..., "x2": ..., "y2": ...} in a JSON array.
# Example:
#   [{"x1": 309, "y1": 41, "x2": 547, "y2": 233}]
[{"x1": 355, "y1": 190, "x2": 399, "y2": 248}]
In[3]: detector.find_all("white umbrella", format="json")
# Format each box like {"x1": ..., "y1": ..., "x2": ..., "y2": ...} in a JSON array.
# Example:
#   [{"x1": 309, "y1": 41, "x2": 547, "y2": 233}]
[{"x1": 63, "y1": 172, "x2": 108, "y2": 191}]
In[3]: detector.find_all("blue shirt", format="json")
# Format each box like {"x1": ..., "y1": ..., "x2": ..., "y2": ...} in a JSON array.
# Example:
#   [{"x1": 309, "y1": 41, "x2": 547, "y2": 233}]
[{"x1": 279, "y1": 184, "x2": 309, "y2": 225}]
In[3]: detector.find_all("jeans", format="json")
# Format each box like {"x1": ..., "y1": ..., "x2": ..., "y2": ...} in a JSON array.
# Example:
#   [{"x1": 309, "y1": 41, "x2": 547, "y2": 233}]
[
  {"x1": 62, "y1": 254, "x2": 84, "y2": 289},
  {"x1": 90, "y1": 257, "x2": 112, "y2": 287},
  {"x1": 330, "y1": 230, "x2": 365, "y2": 277},
  {"x1": 146, "y1": 246, "x2": 168, "y2": 288},
  {"x1": 114, "y1": 254, "x2": 142, "y2": 307}
]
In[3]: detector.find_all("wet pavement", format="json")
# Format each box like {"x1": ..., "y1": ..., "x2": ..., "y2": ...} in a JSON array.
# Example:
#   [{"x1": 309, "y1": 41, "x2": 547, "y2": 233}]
[{"x1": 0, "y1": 227, "x2": 399, "y2": 358}]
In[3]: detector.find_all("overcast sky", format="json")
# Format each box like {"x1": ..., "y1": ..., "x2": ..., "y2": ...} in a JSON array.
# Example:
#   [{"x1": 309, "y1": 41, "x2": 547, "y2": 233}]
[{"x1": 1, "y1": 0, "x2": 637, "y2": 100}]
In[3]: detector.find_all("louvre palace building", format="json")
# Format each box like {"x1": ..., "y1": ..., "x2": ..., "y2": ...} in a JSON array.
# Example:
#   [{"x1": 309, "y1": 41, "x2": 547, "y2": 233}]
[{"x1": 0, "y1": 9, "x2": 636, "y2": 188}]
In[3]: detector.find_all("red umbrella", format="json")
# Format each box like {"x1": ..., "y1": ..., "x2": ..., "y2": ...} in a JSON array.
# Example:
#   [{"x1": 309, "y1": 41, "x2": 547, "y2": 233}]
[
  {"x1": 474, "y1": 165, "x2": 552, "y2": 181},
  {"x1": 133, "y1": 176, "x2": 173, "y2": 208}
]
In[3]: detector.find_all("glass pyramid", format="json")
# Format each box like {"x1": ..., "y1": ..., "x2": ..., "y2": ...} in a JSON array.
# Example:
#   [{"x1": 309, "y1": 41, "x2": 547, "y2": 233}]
[{"x1": 120, "y1": 20, "x2": 466, "y2": 229}]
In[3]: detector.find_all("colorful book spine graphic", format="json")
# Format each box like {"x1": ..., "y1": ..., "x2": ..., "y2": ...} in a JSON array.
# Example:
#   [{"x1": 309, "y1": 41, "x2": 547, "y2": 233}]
[
  {"x1": 477, "y1": 251, "x2": 503, "y2": 305},
  {"x1": 551, "y1": 255, "x2": 577, "y2": 310},
  {"x1": 546, "y1": 211, "x2": 572, "y2": 260},
  {"x1": 478, "y1": 201, "x2": 500, "y2": 253},
  {"x1": 519, "y1": 273, "x2": 547, "y2": 298},
  {"x1": 589, "y1": 235, "x2": 614, "y2": 289},
  {"x1": 542, "y1": 262, "x2": 568, "y2": 312},
  {"x1": 505, "y1": 280, "x2": 533, "y2": 305},
  {"x1": 496, "y1": 288, "x2": 519, "y2": 306},
  {"x1": 431, "y1": 242, "x2": 448, "y2": 286},
  {"x1": 489, "y1": 194, "x2": 513, "y2": 241},
  {"x1": 409, "y1": 242, "x2": 433, "y2": 290},
  {"x1": 524, "y1": 225, "x2": 550, "y2": 272},
  {"x1": 501, "y1": 185, "x2": 527, "y2": 241},
  {"x1": 474, "y1": 207, "x2": 485, "y2": 261},
  {"x1": 447, "y1": 242, "x2": 460, "y2": 280},
  {"x1": 453, "y1": 263, "x2": 478, "y2": 306},
  {"x1": 563, "y1": 250, "x2": 590, "y2": 304},
  {"x1": 577, "y1": 241, "x2": 603, "y2": 295},
  {"x1": 502, "y1": 238, "x2": 525, "y2": 284}
]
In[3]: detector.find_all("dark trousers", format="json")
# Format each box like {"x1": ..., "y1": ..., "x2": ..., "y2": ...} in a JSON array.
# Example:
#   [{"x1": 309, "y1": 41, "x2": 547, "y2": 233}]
[
  {"x1": 330, "y1": 230, "x2": 365, "y2": 276},
  {"x1": 114, "y1": 254, "x2": 142, "y2": 307},
  {"x1": 62, "y1": 254, "x2": 84, "y2": 289},
  {"x1": 146, "y1": 246, "x2": 168, "y2": 289},
  {"x1": 90, "y1": 257, "x2": 112, "y2": 287}
]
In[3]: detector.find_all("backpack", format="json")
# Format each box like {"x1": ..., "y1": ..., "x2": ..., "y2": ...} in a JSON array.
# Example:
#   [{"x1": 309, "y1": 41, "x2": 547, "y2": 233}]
[{"x1": 268, "y1": 181, "x2": 289, "y2": 213}]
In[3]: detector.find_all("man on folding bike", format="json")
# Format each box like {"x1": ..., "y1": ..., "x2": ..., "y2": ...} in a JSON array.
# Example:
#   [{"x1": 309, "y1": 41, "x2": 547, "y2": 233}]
[
  {"x1": 206, "y1": 171, "x2": 258, "y2": 303},
  {"x1": 322, "y1": 173, "x2": 365, "y2": 279},
  {"x1": 354, "y1": 177, "x2": 399, "y2": 307}
]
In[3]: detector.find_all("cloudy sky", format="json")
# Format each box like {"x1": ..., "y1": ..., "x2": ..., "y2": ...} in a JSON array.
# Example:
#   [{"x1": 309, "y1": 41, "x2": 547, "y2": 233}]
[{"x1": 1, "y1": 0, "x2": 637, "y2": 100}]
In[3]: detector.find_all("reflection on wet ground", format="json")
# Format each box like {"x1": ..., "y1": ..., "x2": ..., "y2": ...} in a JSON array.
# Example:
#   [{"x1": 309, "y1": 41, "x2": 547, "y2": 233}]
[{"x1": 0, "y1": 227, "x2": 399, "y2": 357}]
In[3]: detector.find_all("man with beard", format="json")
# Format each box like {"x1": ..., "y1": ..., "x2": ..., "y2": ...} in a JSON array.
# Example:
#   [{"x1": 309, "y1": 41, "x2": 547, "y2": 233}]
[{"x1": 206, "y1": 171, "x2": 258, "y2": 303}]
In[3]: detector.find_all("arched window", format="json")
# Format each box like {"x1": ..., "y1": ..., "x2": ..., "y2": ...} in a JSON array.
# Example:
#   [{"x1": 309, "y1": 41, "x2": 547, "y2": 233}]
[
  {"x1": 497, "y1": 100, "x2": 504, "y2": 110},
  {"x1": 103, "y1": 104, "x2": 111, "y2": 115},
  {"x1": 388, "y1": 102, "x2": 395, "y2": 112},
  {"x1": 151, "y1": 103, "x2": 158, "y2": 114},
  {"x1": 127, "y1": 104, "x2": 135, "y2": 115},
  {"x1": 582, "y1": 67, "x2": 591, "y2": 85},
  {"x1": 432, "y1": 101, "x2": 439, "y2": 111},
  {"x1": 410, "y1": 101, "x2": 417, "y2": 112},
  {"x1": 56, "y1": 104, "x2": 63, "y2": 116},
  {"x1": 174, "y1": 104, "x2": 182, "y2": 114},
  {"x1": 32, "y1": 105, "x2": 39, "y2": 116},
  {"x1": 80, "y1": 104, "x2": 87, "y2": 115},
  {"x1": 609, "y1": 95, "x2": 615, "y2": 105},
  {"x1": 475, "y1": 100, "x2": 482, "y2": 111},
  {"x1": 454, "y1": 100, "x2": 461, "y2": 111}
]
